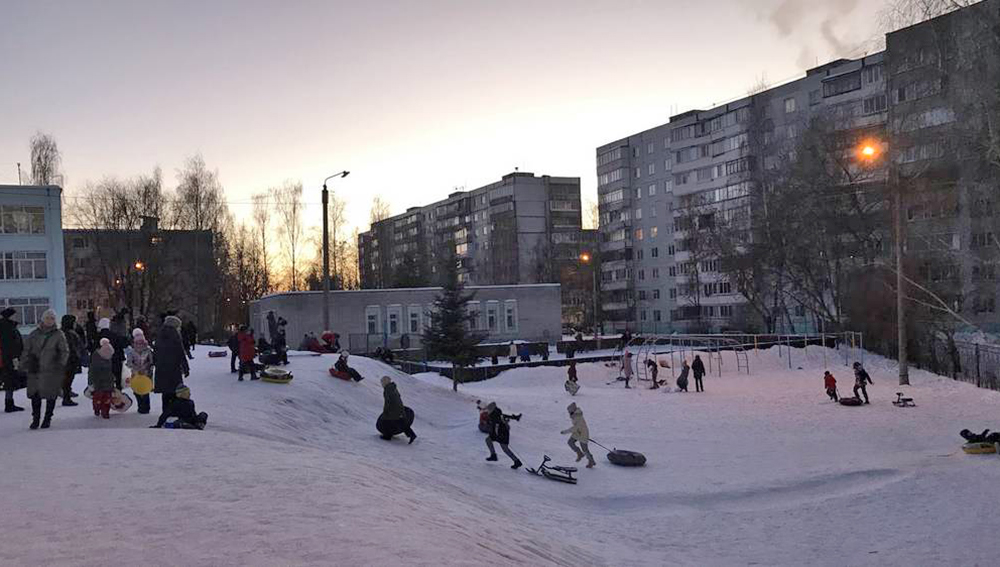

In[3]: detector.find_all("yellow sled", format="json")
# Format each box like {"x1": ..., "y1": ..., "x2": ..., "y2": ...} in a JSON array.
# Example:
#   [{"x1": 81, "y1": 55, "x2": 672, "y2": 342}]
[
  {"x1": 130, "y1": 373, "x2": 153, "y2": 396},
  {"x1": 260, "y1": 367, "x2": 293, "y2": 384},
  {"x1": 962, "y1": 442, "x2": 998, "y2": 455}
]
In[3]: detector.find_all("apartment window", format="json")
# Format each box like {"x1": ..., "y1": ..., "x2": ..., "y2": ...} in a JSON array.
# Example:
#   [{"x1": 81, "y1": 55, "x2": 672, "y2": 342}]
[
  {"x1": 635, "y1": 187, "x2": 642, "y2": 200},
  {"x1": 653, "y1": 310, "x2": 662, "y2": 322},
  {"x1": 668, "y1": 245, "x2": 675, "y2": 256},
  {"x1": 809, "y1": 90, "x2": 821, "y2": 105},
  {"x1": 653, "y1": 289, "x2": 660, "y2": 300},
  {"x1": 784, "y1": 97, "x2": 796, "y2": 113},
  {"x1": 0, "y1": 252, "x2": 47, "y2": 280},
  {"x1": 386, "y1": 305, "x2": 402, "y2": 335},
  {"x1": 863, "y1": 64, "x2": 883, "y2": 84},
  {"x1": 635, "y1": 229, "x2": 643, "y2": 241},
  {"x1": 634, "y1": 167, "x2": 641, "y2": 179},
  {"x1": 664, "y1": 157, "x2": 672, "y2": 171},
  {"x1": 503, "y1": 300, "x2": 518, "y2": 333},
  {"x1": 638, "y1": 290, "x2": 647, "y2": 300},
  {"x1": 467, "y1": 301, "x2": 481, "y2": 331},
  {"x1": 637, "y1": 249, "x2": 644, "y2": 260},
  {"x1": 652, "y1": 206, "x2": 658, "y2": 218},
  {"x1": 408, "y1": 304, "x2": 422, "y2": 334},
  {"x1": 632, "y1": 146, "x2": 640, "y2": 158},
  {"x1": 635, "y1": 208, "x2": 642, "y2": 220},
  {"x1": 669, "y1": 266, "x2": 677, "y2": 277},
  {"x1": 652, "y1": 268, "x2": 660, "y2": 279},
  {"x1": 638, "y1": 269, "x2": 645, "y2": 281},
  {"x1": 648, "y1": 184, "x2": 656, "y2": 197},
  {"x1": 719, "y1": 305, "x2": 733, "y2": 317},
  {"x1": 651, "y1": 247, "x2": 659, "y2": 258},
  {"x1": 823, "y1": 72, "x2": 861, "y2": 97},
  {"x1": 794, "y1": 305, "x2": 806, "y2": 317},
  {"x1": 365, "y1": 306, "x2": 381, "y2": 334},
  {"x1": 0, "y1": 206, "x2": 45, "y2": 235},
  {"x1": 650, "y1": 226, "x2": 658, "y2": 239},
  {"x1": 719, "y1": 281, "x2": 732, "y2": 294},
  {"x1": 863, "y1": 94, "x2": 887, "y2": 115},
  {"x1": 669, "y1": 288, "x2": 677, "y2": 299},
  {"x1": 0, "y1": 297, "x2": 50, "y2": 326},
  {"x1": 647, "y1": 142, "x2": 654, "y2": 154},
  {"x1": 640, "y1": 310, "x2": 647, "y2": 322},
  {"x1": 486, "y1": 301, "x2": 499, "y2": 332},
  {"x1": 648, "y1": 163, "x2": 655, "y2": 175}
]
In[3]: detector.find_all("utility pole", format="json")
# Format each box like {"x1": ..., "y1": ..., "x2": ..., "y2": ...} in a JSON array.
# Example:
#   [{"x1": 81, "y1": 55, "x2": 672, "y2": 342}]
[
  {"x1": 16, "y1": 162, "x2": 22, "y2": 185},
  {"x1": 322, "y1": 171, "x2": 350, "y2": 333},
  {"x1": 894, "y1": 170, "x2": 909, "y2": 385}
]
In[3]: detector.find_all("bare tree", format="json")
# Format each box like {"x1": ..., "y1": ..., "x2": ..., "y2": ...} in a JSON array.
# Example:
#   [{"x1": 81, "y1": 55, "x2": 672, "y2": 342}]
[
  {"x1": 273, "y1": 181, "x2": 305, "y2": 290},
  {"x1": 369, "y1": 195, "x2": 392, "y2": 228},
  {"x1": 583, "y1": 198, "x2": 599, "y2": 230},
  {"x1": 29, "y1": 132, "x2": 62, "y2": 185},
  {"x1": 251, "y1": 192, "x2": 273, "y2": 293}
]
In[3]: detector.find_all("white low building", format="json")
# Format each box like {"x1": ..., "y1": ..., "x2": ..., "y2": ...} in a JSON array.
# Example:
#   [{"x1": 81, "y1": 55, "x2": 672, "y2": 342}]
[{"x1": 0, "y1": 185, "x2": 67, "y2": 331}]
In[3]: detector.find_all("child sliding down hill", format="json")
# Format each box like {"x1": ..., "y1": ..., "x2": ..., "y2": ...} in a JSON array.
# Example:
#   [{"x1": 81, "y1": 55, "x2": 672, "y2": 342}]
[{"x1": 151, "y1": 384, "x2": 207, "y2": 429}]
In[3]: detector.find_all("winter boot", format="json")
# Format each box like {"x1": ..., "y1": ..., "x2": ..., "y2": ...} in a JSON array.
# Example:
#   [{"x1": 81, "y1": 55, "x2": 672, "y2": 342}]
[
  {"x1": 29, "y1": 397, "x2": 42, "y2": 430},
  {"x1": 407, "y1": 432, "x2": 417, "y2": 445},
  {"x1": 586, "y1": 456, "x2": 596, "y2": 468},
  {"x1": 40, "y1": 399, "x2": 55, "y2": 429},
  {"x1": 486, "y1": 455, "x2": 498, "y2": 462},
  {"x1": 511, "y1": 459, "x2": 522, "y2": 470},
  {"x1": 62, "y1": 391, "x2": 78, "y2": 407},
  {"x1": 575, "y1": 451, "x2": 585, "y2": 463},
  {"x1": 5, "y1": 398, "x2": 24, "y2": 413}
]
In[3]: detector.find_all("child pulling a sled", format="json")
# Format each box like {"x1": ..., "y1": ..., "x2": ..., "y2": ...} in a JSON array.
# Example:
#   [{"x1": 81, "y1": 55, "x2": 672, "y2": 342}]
[{"x1": 561, "y1": 402, "x2": 596, "y2": 468}]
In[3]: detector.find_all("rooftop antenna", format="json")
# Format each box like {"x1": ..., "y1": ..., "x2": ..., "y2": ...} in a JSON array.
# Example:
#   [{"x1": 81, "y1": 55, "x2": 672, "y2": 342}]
[{"x1": 16, "y1": 162, "x2": 21, "y2": 185}]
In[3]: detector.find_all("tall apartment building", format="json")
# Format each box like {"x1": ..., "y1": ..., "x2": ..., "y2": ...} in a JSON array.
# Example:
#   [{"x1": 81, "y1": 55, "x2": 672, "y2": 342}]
[
  {"x1": 0, "y1": 185, "x2": 67, "y2": 330},
  {"x1": 597, "y1": 54, "x2": 888, "y2": 333},
  {"x1": 358, "y1": 172, "x2": 586, "y2": 325},
  {"x1": 886, "y1": 0, "x2": 1000, "y2": 332}
]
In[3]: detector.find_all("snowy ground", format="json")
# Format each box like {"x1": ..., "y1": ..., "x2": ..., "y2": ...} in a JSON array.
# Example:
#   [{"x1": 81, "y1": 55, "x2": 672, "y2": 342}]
[{"x1": 2, "y1": 345, "x2": 1000, "y2": 566}]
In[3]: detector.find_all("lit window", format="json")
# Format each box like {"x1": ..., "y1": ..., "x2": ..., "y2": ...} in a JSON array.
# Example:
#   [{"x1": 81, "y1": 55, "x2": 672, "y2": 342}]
[{"x1": 784, "y1": 97, "x2": 796, "y2": 113}]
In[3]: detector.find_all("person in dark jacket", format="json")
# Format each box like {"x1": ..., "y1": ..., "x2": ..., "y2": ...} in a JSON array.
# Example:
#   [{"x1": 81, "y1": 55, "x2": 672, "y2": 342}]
[
  {"x1": 565, "y1": 363, "x2": 580, "y2": 396},
  {"x1": 227, "y1": 330, "x2": 239, "y2": 372},
  {"x1": 59, "y1": 314, "x2": 82, "y2": 406},
  {"x1": 84, "y1": 311, "x2": 99, "y2": 352},
  {"x1": 334, "y1": 352, "x2": 364, "y2": 381},
  {"x1": 182, "y1": 320, "x2": 197, "y2": 360},
  {"x1": 379, "y1": 376, "x2": 416, "y2": 443},
  {"x1": 237, "y1": 326, "x2": 257, "y2": 381},
  {"x1": 89, "y1": 338, "x2": 116, "y2": 419},
  {"x1": 97, "y1": 317, "x2": 128, "y2": 391},
  {"x1": 273, "y1": 318, "x2": 289, "y2": 365},
  {"x1": 154, "y1": 316, "x2": 189, "y2": 411},
  {"x1": 152, "y1": 384, "x2": 207, "y2": 429},
  {"x1": 484, "y1": 402, "x2": 522, "y2": 469},
  {"x1": 853, "y1": 361, "x2": 873, "y2": 404},
  {"x1": 1, "y1": 307, "x2": 25, "y2": 413},
  {"x1": 691, "y1": 355, "x2": 706, "y2": 393},
  {"x1": 266, "y1": 311, "x2": 278, "y2": 344},
  {"x1": 645, "y1": 358, "x2": 659, "y2": 390},
  {"x1": 676, "y1": 359, "x2": 690, "y2": 392}
]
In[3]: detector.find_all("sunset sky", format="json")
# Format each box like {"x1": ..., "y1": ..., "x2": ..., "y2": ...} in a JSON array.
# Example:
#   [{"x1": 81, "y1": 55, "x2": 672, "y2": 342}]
[{"x1": 0, "y1": 0, "x2": 886, "y2": 233}]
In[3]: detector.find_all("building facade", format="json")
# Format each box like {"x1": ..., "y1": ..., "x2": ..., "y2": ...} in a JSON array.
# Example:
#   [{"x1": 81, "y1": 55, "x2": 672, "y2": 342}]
[
  {"x1": 359, "y1": 172, "x2": 586, "y2": 325},
  {"x1": 249, "y1": 283, "x2": 563, "y2": 352},
  {"x1": 64, "y1": 216, "x2": 219, "y2": 329},
  {"x1": 596, "y1": 53, "x2": 889, "y2": 333},
  {"x1": 0, "y1": 185, "x2": 67, "y2": 330}
]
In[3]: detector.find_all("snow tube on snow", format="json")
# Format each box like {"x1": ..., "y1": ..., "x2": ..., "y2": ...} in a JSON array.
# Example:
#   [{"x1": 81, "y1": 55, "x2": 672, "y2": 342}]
[
  {"x1": 260, "y1": 368, "x2": 293, "y2": 384},
  {"x1": 329, "y1": 368, "x2": 351, "y2": 381},
  {"x1": 607, "y1": 449, "x2": 647, "y2": 467},
  {"x1": 376, "y1": 407, "x2": 415, "y2": 438},
  {"x1": 208, "y1": 351, "x2": 228, "y2": 358},
  {"x1": 962, "y1": 442, "x2": 998, "y2": 455},
  {"x1": 839, "y1": 397, "x2": 864, "y2": 406}
]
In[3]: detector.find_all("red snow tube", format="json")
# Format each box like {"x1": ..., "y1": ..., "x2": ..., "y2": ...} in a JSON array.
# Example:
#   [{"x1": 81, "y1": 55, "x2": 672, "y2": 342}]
[
  {"x1": 329, "y1": 368, "x2": 351, "y2": 380},
  {"x1": 839, "y1": 397, "x2": 864, "y2": 406}
]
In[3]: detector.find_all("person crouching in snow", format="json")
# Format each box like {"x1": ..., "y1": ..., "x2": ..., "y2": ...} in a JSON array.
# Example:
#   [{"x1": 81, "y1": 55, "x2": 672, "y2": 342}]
[
  {"x1": 89, "y1": 338, "x2": 116, "y2": 419},
  {"x1": 484, "y1": 402, "x2": 522, "y2": 469},
  {"x1": 823, "y1": 371, "x2": 838, "y2": 402},
  {"x1": 561, "y1": 402, "x2": 596, "y2": 468},
  {"x1": 237, "y1": 325, "x2": 258, "y2": 381},
  {"x1": 127, "y1": 329, "x2": 154, "y2": 414},
  {"x1": 151, "y1": 384, "x2": 207, "y2": 429},
  {"x1": 380, "y1": 376, "x2": 416, "y2": 443},
  {"x1": 565, "y1": 363, "x2": 580, "y2": 396}
]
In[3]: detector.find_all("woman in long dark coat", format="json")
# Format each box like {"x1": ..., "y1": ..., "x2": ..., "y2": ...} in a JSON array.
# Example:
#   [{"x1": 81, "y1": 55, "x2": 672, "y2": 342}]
[
  {"x1": 153, "y1": 316, "x2": 189, "y2": 412},
  {"x1": 24, "y1": 309, "x2": 69, "y2": 429}
]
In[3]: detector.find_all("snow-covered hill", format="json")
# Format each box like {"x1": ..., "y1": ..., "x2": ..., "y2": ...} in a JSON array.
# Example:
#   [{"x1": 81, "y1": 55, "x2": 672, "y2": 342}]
[{"x1": 2, "y1": 345, "x2": 999, "y2": 566}]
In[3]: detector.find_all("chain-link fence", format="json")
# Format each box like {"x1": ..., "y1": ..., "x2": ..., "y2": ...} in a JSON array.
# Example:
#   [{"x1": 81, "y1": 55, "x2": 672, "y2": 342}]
[{"x1": 916, "y1": 339, "x2": 1000, "y2": 391}]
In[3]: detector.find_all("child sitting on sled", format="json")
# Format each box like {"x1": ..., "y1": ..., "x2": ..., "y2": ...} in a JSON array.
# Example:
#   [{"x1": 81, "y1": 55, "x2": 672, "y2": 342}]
[
  {"x1": 151, "y1": 384, "x2": 208, "y2": 429},
  {"x1": 823, "y1": 371, "x2": 838, "y2": 402}
]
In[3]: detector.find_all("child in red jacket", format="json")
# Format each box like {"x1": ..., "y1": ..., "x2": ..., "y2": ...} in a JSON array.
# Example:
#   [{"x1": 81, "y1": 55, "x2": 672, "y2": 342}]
[
  {"x1": 823, "y1": 371, "x2": 838, "y2": 401},
  {"x1": 237, "y1": 326, "x2": 258, "y2": 382}
]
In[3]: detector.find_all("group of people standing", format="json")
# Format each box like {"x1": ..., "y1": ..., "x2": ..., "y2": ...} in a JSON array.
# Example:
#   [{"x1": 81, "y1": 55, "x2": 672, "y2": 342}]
[{"x1": 0, "y1": 306, "x2": 198, "y2": 429}]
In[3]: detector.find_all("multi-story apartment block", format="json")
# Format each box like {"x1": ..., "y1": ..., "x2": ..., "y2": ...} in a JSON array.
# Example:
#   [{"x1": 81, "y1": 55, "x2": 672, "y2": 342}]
[
  {"x1": 597, "y1": 53, "x2": 888, "y2": 333},
  {"x1": 0, "y1": 185, "x2": 67, "y2": 330},
  {"x1": 886, "y1": 0, "x2": 1000, "y2": 332},
  {"x1": 358, "y1": 172, "x2": 586, "y2": 326}
]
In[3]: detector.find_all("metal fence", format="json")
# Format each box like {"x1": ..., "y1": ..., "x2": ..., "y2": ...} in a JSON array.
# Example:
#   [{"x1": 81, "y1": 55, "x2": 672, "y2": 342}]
[{"x1": 916, "y1": 339, "x2": 1000, "y2": 391}]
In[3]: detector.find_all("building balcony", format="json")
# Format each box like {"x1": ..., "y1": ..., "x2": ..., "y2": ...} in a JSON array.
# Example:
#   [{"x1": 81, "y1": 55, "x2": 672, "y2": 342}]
[
  {"x1": 602, "y1": 279, "x2": 630, "y2": 291},
  {"x1": 602, "y1": 301, "x2": 630, "y2": 312},
  {"x1": 600, "y1": 240, "x2": 631, "y2": 253}
]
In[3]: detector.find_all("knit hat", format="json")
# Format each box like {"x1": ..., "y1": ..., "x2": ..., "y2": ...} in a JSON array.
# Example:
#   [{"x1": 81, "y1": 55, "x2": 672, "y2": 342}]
[
  {"x1": 485, "y1": 402, "x2": 496, "y2": 412},
  {"x1": 567, "y1": 402, "x2": 578, "y2": 414},
  {"x1": 98, "y1": 317, "x2": 111, "y2": 330},
  {"x1": 98, "y1": 338, "x2": 114, "y2": 359},
  {"x1": 380, "y1": 376, "x2": 392, "y2": 387},
  {"x1": 132, "y1": 328, "x2": 145, "y2": 339},
  {"x1": 165, "y1": 316, "x2": 182, "y2": 329},
  {"x1": 175, "y1": 384, "x2": 190, "y2": 399}
]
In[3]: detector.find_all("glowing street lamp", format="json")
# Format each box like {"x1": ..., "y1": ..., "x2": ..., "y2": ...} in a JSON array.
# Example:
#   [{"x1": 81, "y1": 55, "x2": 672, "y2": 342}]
[{"x1": 134, "y1": 261, "x2": 145, "y2": 271}]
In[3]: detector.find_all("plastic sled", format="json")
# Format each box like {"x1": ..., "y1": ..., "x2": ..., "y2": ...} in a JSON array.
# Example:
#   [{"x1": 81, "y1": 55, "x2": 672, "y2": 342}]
[
  {"x1": 962, "y1": 442, "x2": 998, "y2": 455},
  {"x1": 111, "y1": 390, "x2": 133, "y2": 413},
  {"x1": 261, "y1": 367, "x2": 293, "y2": 384},
  {"x1": 164, "y1": 412, "x2": 209, "y2": 430},
  {"x1": 130, "y1": 373, "x2": 154, "y2": 396},
  {"x1": 607, "y1": 449, "x2": 647, "y2": 467},
  {"x1": 329, "y1": 368, "x2": 352, "y2": 381},
  {"x1": 839, "y1": 397, "x2": 864, "y2": 406},
  {"x1": 526, "y1": 455, "x2": 577, "y2": 484},
  {"x1": 376, "y1": 406, "x2": 416, "y2": 438},
  {"x1": 208, "y1": 351, "x2": 228, "y2": 358}
]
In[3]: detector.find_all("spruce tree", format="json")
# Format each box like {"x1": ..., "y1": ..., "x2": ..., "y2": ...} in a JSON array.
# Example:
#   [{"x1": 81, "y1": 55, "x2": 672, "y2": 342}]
[{"x1": 422, "y1": 255, "x2": 485, "y2": 391}]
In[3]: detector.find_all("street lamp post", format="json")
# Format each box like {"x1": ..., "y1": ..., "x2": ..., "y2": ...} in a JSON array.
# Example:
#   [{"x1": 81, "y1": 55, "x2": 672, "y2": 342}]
[
  {"x1": 322, "y1": 171, "x2": 350, "y2": 333},
  {"x1": 580, "y1": 252, "x2": 600, "y2": 349}
]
